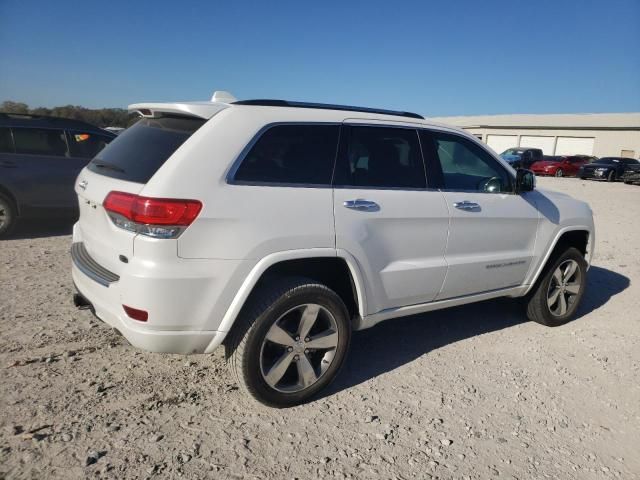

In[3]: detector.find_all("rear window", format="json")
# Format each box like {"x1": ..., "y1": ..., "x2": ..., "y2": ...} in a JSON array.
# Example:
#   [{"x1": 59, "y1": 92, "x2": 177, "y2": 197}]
[{"x1": 87, "y1": 115, "x2": 205, "y2": 183}]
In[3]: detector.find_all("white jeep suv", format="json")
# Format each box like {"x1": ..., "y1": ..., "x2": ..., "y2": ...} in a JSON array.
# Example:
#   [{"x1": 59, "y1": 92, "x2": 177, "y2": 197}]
[{"x1": 71, "y1": 91, "x2": 595, "y2": 407}]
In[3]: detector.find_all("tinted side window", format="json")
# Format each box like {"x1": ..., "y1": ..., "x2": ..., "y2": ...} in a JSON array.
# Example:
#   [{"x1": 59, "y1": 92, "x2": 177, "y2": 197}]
[
  {"x1": 334, "y1": 126, "x2": 425, "y2": 188},
  {"x1": 13, "y1": 128, "x2": 69, "y2": 157},
  {"x1": 0, "y1": 128, "x2": 13, "y2": 153},
  {"x1": 234, "y1": 124, "x2": 339, "y2": 185},
  {"x1": 425, "y1": 131, "x2": 512, "y2": 193},
  {"x1": 68, "y1": 131, "x2": 113, "y2": 158}
]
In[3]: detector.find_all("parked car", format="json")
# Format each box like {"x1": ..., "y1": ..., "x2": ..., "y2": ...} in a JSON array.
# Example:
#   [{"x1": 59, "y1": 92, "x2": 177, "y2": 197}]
[
  {"x1": 578, "y1": 157, "x2": 640, "y2": 181},
  {"x1": 71, "y1": 92, "x2": 595, "y2": 407},
  {"x1": 500, "y1": 148, "x2": 543, "y2": 169},
  {"x1": 0, "y1": 113, "x2": 116, "y2": 236},
  {"x1": 621, "y1": 163, "x2": 640, "y2": 185},
  {"x1": 530, "y1": 155, "x2": 595, "y2": 177}
]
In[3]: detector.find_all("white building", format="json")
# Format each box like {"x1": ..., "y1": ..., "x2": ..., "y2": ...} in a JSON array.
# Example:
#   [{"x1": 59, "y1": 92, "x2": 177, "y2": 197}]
[{"x1": 430, "y1": 113, "x2": 640, "y2": 159}]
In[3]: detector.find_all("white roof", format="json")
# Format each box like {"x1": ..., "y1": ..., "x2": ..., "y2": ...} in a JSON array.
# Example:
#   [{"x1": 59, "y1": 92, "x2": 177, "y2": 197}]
[{"x1": 429, "y1": 112, "x2": 640, "y2": 129}]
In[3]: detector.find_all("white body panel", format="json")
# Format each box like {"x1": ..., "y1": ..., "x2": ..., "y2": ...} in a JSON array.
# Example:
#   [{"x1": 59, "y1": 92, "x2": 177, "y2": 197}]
[
  {"x1": 437, "y1": 191, "x2": 539, "y2": 299},
  {"x1": 72, "y1": 99, "x2": 595, "y2": 354},
  {"x1": 333, "y1": 188, "x2": 449, "y2": 313}
]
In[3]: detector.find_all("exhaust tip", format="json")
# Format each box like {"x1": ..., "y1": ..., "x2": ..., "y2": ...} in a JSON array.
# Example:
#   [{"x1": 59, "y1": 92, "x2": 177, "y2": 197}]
[{"x1": 73, "y1": 293, "x2": 92, "y2": 310}]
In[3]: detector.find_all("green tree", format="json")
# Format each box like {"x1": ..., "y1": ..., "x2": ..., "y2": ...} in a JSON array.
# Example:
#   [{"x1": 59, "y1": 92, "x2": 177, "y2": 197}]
[
  {"x1": 1, "y1": 101, "x2": 29, "y2": 114},
  {"x1": 1, "y1": 101, "x2": 136, "y2": 128}
]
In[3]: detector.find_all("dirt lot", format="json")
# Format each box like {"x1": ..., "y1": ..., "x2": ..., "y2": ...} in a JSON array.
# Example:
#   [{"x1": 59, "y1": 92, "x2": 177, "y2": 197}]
[{"x1": 1, "y1": 177, "x2": 639, "y2": 480}]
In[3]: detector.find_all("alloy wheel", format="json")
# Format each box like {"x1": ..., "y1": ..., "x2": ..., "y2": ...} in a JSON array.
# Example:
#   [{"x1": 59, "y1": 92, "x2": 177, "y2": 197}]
[
  {"x1": 555, "y1": 169, "x2": 563, "y2": 177},
  {"x1": 547, "y1": 259, "x2": 582, "y2": 316},
  {"x1": 259, "y1": 304, "x2": 339, "y2": 393}
]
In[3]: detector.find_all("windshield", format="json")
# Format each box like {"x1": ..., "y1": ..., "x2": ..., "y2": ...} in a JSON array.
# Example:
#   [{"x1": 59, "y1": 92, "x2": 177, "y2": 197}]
[
  {"x1": 87, "y1": 115, "x2": 205, "y2": 183},
  {"x1": 501, "y1": 149, "x2": 524, "y2": 156},
  {"x1": 597, "y1": 158, "x2": 619, "y2": 165}
]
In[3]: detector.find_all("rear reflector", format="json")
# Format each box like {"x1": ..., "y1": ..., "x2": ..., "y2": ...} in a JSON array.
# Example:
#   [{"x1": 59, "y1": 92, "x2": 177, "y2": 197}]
[
  {"x1": 123, "y1": 305, "x2": 148, "y2": 322},
  {"x1": 104, "y1": 191, "x2": 202, "y2": 238}
]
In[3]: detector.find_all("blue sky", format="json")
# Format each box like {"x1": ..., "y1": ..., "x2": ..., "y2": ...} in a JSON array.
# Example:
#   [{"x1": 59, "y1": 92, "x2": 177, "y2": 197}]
[{"x1": 0, "y1": 0, "x2": 638, "y2": 116}]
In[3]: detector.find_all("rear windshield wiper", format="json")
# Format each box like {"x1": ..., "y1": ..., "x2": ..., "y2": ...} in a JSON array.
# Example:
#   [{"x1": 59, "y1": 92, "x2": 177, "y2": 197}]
[{"x1": 92, "y1": 161, "x2": 126, "y2": 173}]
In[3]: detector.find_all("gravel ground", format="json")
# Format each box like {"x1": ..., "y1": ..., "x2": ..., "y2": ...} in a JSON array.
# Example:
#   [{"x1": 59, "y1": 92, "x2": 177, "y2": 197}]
[{"x1": 1, "y1": 177, "x2": 639, "y2": 480}]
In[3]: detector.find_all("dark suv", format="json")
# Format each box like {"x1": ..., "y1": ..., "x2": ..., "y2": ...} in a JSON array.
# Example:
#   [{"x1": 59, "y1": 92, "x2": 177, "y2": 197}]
[
  {"x1": 500, "y1": 148, "x2": 544, "y2": 169},
  {"x1": 0, "y1": 113, "x2": 116, "y2": 236}
]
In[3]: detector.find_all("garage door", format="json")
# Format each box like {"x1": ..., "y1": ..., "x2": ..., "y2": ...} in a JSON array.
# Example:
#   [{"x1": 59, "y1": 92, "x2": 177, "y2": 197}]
[
  {"x1": 555, "y1": 137, "x2": 595, "y2": 156},
  {"x1": 486, "y1": 135, "x2": 518, "y2": 154},
  {"x1": 519, "y1": 136, "x2": 556, "y2": 155}
]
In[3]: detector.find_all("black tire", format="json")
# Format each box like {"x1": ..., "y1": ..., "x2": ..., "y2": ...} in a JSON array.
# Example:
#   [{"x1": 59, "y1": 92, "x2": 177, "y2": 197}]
[
  {"x1": 555, "y1": 168, "x2": 564, "y2": 177},
  {"x1": 607, "y1": 170, "x2": 616, "y2": 182},
  {"x1": 0, "y1": 194, "x2": 17, "y2": 238},
  {"x1": 225, "y1": 277, "x2": 351, "y2": 407},
  {"x1": 525, "y1": 247, "x2": 587, "y2": 327}
]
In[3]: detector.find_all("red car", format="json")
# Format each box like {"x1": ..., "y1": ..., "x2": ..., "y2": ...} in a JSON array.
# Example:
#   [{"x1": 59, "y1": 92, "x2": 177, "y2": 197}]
[{"x1": 530, "y1": 155, "x2": 596, "y2": 177}]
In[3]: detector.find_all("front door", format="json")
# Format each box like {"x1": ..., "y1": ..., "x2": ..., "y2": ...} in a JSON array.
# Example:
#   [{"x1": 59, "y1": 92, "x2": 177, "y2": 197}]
[
  {"x1": 420, "y1": 129, "x2": 540, "y2": 300},
  {"x1": 333, "y1": 124, "x2": 450, "y2": 314}
]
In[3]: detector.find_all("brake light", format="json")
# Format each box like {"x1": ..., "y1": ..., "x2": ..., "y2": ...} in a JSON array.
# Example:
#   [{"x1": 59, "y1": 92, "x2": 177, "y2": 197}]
[{"x1": 104, "y1": 191, "x2": 202, "y2": 238}]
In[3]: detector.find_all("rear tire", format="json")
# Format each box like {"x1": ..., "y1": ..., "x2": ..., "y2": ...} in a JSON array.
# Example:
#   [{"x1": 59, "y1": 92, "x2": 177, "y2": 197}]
[
  {"x1": 225, "y1": 277, "x2": 351, "y2": 407},
  {"x1": 0, "y1": 194, "x2": 16, "y2": 238},
  {"x1": 525, "y1": 247, "x2": 587, "y2": 327}
]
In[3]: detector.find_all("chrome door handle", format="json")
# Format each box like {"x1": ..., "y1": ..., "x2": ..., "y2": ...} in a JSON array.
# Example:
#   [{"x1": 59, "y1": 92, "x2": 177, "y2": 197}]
[
  {"x1": 453, "y1": 200, "x2": 480, "y2": 211},
  {"x1": 343, "y1": 199, "x2": 380, "y2": 211}
]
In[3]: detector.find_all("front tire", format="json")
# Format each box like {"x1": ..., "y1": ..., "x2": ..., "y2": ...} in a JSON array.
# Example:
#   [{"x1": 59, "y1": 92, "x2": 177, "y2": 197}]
[
  {"x1": 0, "y1": 194, "x2": 16, "y2": 238},
  {"x1": 226, "y1": 277, "x2": 351, "y2": 407},
  {"x1": 555, "y1": 168, "x2": 564, "y2": 177},
  {"x1": 525, "y1": 247, "x2": 587, "y2": 327},
  {"x1": 607, "y1": 170, "x2": 616, "y2": 182}
]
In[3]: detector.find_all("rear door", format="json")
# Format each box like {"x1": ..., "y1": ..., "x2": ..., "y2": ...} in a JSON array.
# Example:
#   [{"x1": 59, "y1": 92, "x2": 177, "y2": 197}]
[
  {"x1": 10, "y1": 127, "x2": 81, "y2": 210},
  {"x1": 333, "y1": 124, "x2": 449, "y2": 314},
  {"x1": 420, "y1": 129, "x2": 539, "y2": 299},
  {"x1": 75, "y1": 115, "x2": 205, "y2": 274}
]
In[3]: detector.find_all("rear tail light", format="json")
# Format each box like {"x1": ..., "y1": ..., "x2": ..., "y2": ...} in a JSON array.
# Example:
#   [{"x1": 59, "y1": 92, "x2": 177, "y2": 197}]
[
  {"x1": 123, "y1": 305, "x2": 148, "y2": 322},
  {"x1": 104, "y1": 191, "x2": 202, "y2": 239}
]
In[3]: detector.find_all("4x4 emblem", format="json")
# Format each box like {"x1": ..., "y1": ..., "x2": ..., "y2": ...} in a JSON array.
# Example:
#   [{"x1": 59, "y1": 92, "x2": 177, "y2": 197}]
[{"x1": 78, "y1": 180, "x2": 88, "y2": 190}]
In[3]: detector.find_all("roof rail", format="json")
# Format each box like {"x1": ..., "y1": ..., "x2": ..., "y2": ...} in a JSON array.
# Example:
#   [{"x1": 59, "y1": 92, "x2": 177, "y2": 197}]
[{"x1": 232, "y1": 99, "x2": 424, "y2": 120}]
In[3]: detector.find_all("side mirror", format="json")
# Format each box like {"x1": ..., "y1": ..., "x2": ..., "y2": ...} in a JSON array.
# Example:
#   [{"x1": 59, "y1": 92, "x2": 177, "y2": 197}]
[{"x1": 515, "y1": 169, "x2": 535, "y2": 193}]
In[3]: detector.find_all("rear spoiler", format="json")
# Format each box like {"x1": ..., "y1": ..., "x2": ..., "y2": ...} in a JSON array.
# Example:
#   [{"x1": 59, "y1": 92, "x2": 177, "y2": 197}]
[{"x1": 128, "y1": 101, "x2": 230, "y2": 120}]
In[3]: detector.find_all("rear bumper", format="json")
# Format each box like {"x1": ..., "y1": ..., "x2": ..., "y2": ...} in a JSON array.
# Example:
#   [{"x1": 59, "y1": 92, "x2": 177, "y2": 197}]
[
  {"x1": 72, "y1": 262, "x2": 226, "y2": 354},
  {"x1": 70, "y1": 224, "x2": 248, "y2": 354}
]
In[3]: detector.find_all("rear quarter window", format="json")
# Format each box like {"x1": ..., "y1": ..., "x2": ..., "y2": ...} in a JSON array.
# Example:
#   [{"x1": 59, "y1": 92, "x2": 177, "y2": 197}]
[
  {"x1": 233, "y1": 124, "x2": 340, "y2": 185},
  {"x1": 68, "y1": 131, "x2": 113, "y2": 158},
  {"x1": 87, "y1": 115, "x2": 205, "y2": 183}
]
